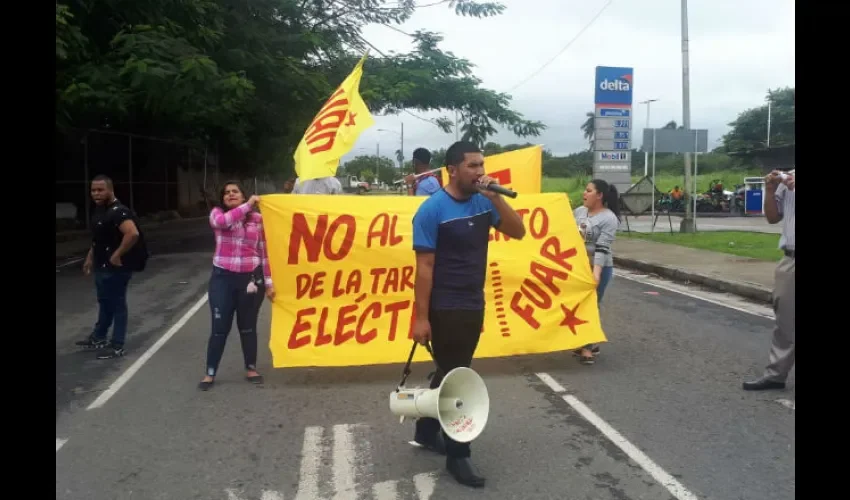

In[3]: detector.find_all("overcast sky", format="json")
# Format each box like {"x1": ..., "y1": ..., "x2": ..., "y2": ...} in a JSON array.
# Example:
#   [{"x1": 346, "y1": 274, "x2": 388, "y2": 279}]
[{"x1": 340, "y1": 0, "x2": 795, "y2": 163}]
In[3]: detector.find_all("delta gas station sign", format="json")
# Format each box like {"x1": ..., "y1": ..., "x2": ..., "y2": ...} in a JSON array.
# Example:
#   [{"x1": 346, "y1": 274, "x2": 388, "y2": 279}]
[{"x1": 593, "y1": 66, "x2": 633, "y2": 192}]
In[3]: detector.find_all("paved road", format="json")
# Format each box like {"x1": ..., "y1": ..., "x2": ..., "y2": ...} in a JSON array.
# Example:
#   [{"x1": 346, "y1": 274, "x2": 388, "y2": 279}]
[{"x1": 56, "y1": 237, "x2": 795, "y2": 500}]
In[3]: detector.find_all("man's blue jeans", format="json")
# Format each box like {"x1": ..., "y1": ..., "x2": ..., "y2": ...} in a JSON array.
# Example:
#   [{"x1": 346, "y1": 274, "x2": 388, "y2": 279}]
[{"x1": 92, "y1": 269, "x2": 133, "y2": 347}]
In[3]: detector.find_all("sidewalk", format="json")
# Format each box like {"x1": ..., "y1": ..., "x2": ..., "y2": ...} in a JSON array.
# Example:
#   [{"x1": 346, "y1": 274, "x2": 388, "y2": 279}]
[
  {"x1": 55, "y1": 217, "x2": 209, "y2": 263},
  {"x1": 612, "y1": 238, "x2": 776, "y2": 304}
]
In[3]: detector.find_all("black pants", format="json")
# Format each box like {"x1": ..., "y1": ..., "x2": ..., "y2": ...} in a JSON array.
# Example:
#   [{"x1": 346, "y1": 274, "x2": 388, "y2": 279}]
[
  {"x1": 205, "y1": 266, "x2": 265, "y2": 377},
  {"x1": 414, "y1": 308, "x2": 485, "y2": 459}
]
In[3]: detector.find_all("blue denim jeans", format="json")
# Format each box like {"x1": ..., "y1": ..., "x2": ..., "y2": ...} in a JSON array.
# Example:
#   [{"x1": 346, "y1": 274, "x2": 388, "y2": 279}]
[
  {"x1": 92, "y1": 269, "x2": 133, "y2": 347},
  {"x1": 596, "y1": 266, "x2": 614, "y2": 305}
]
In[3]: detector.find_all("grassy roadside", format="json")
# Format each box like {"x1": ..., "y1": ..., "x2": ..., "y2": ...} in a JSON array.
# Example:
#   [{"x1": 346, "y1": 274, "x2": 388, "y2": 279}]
[{"x1": 618, "y1": 230, "x2": 783, "y2": 262}]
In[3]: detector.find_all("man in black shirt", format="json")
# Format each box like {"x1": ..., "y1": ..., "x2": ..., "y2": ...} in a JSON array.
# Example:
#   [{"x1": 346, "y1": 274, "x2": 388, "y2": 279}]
[{"x1": 75, "y1": 175, "x2": 141, "y2": 359}]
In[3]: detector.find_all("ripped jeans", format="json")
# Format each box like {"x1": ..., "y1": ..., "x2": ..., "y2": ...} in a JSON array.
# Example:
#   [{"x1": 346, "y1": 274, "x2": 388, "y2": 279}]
[{"x1": 205, "y1": 266, "x2": 265, "y2": 377}]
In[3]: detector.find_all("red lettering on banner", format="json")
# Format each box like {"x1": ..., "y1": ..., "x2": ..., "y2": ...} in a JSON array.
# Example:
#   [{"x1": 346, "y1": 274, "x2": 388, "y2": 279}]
[
  {"x1": 287, "y1": 214, "x2": 356, "y2": 264},
  {"x1": 510, "y1": 236, "x2": 578, "y2": 329},
  {"x1": 366, "y1": 213, "x2": 403, "y2": 248},
  {"x1": 295, "y1": 272, "x2": 326, "y2": 299},
  {"x1": 304, "y1": 88, "x2": 349, "y2": 154},
  {"x1": 369, "y1": 266, "x2": 414, "y2": 295},
  {"x1": 287, "y1": 291, "x2": 414, "y2": 349},
  {"x1": 332, "y1": 270, "x2": 363, "y2": 298},
  {"x1": 490, "y1": 207, "x2": 549, "y2": 242}
]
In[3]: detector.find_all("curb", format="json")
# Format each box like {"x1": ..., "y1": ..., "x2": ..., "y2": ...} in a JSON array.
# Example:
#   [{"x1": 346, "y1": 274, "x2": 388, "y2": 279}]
[{"x1": 613, "y1": 256, "x2": 773, "y2": 305}]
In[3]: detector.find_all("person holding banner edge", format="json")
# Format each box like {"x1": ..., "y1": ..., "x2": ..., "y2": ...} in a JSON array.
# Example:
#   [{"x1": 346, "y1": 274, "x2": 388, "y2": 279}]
[
  {"x1": 410, "y1": 140, "x2": 526, "y2": 488},
  {"x1": 198, "y1": 182, "x2": 275, "y2": 391},
  {"x1": 572, "y1": 179, "x2": 621, "y2": 365}
]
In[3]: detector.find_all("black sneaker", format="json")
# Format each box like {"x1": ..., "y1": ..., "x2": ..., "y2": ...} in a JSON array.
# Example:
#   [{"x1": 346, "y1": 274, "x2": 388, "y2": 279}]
[
  {"x1": 96, "y1": 345, "x2": 125, "y2": 359},
  {"x1": 76, "y1": 336, "x2": 108, "y2": 350}
]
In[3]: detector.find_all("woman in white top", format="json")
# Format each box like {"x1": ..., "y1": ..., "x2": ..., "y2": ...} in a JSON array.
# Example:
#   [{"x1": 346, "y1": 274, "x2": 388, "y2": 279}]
[{"x1": 572, "y1": 179, "x2": 621, "y2": 365}]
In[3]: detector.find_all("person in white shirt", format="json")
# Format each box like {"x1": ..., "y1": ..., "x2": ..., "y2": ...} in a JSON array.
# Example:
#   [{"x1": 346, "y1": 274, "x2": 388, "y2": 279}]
[{"x1": 292, "y1": 176, "x2": 342, "y2": 194}]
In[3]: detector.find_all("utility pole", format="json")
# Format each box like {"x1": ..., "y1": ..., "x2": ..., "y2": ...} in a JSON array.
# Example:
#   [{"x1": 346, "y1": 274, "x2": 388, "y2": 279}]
[
  {"x1": 680, "y1": 0, "x2": 696, "y2": 233},
  {"x1": 400, "y1": 122, "x2": 404, "y2": 169}
]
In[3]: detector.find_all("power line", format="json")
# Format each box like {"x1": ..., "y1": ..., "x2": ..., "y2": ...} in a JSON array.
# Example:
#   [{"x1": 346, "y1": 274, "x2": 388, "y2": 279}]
[{"x1": 504, "y1": 0, "x2": 614, "y2": 94}]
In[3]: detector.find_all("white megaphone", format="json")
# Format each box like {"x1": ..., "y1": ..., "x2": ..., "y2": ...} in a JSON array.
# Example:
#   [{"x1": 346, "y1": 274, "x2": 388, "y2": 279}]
[{"x1": 389, "y1": 366, "x2": 490, "y2": 443}]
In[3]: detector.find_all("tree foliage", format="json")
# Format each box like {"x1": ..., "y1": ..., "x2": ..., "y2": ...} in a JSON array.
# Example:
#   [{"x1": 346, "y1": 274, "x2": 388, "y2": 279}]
[
  {"x1": 55, "y1": 0, "x2": 545, "y2": 175},
  {"x1": 721, "y1": 87, "x2": 794, "y2": 152}
]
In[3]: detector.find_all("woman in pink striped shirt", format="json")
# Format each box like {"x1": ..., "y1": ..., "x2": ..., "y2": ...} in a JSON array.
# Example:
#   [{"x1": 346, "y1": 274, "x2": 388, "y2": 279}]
[{"x1": 199, "y1": 181, "x2": 275, "y2": 391}]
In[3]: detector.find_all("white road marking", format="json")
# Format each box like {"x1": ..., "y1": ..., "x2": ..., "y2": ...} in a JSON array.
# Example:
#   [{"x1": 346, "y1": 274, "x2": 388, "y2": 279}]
[
  {"x1": 86, "y1": 294, "x2": 209, "y2": 410},
  {"x1": 614, "y1": 269, "x2": 774, "y2": 320},
  {"x1": 225, "y1": 489, "x2": 245, "y2": 500},
  {"x1": 776, "y1": 399, "x2": 795, "y2": 410},
  {"x1": 413, "y1": 472, "x2": 437, "y2": 500},
  {"x1": 56, "y1": 438, "x2": 68, "y2": 452},
  {"x1": 332, "y1": 424, "x2": 357, "y2": 500},
  {"x1": 261, "y1": 491, "x2": 285, "y2": 500},
  {"x1": 535, "y1": 373, "x2": 700, "y2": 500},
  {"x1": 293, "y1": 426, "x2": 324, "y2": 500},
  {"x1": 534, "y1": 372, "x2": 566, "y2": 392},
  {"x1": 372, "y1": 480, "x2": 399, "y2": 500}
]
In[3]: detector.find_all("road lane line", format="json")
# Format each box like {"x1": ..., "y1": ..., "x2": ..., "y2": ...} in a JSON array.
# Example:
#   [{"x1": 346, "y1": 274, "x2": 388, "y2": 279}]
[
  {"x1": 294, "y1": 426, "x2": 324, "y2": 500},
  {"x1": 413, "y1": 472, "x2": 437, "y2": 500},
  {"x1": 535, "y1": 373, "x2": 700, "y2": 500},
  {"x1": 261, "y1": 491, "x2": 285, "y2": 500},
  {"x1": 86, "y1": 294, "x2": 209, "y2": 410},
  {"x1": 56, "y1": 438, "x2": 68, "y2": 452},
  {"x1": 372, "y1": 480, "x2": 398, "y2": 500},
  {"x1": 613, "y1": 270, "x2": 774, "y2": 320},
  {"x1": 535, "y1": 372, "x2": 566, "y2": 393},
  {"x1": 332, "y1": 424, "x2": 357, "y2": 500},
  {"x1": 776, "y1": 399, "x2": 795, "y2": 410}
]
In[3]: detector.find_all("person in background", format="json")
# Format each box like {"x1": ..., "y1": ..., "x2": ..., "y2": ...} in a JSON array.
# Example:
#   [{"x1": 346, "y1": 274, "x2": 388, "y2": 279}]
[
  {"x1": 571, "y1": 179, "x2": 621, "y2": 365},
  {"x1": 404, "y1": 148, "x2": 441, "y2": 196},
  {"x1": 76, "y1": 175, "x2": 142, "y2": 360},
  {"x1": 199, "y1": 181, "x2": 275, "y2": 391},
  {"x1": 743, "y1": 168, "x2": 795, "y2": 391},
  {"x1": 282, "y1": 177, "x2": 296, "y2": 194},
  {"x1": 292, "y1": 175, "x2": 343, "y2": 194}
]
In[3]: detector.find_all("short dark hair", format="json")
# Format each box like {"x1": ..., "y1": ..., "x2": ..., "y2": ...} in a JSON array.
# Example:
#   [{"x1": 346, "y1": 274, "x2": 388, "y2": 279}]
[
  {"x1": 92, "y1": 174, "x2": 113, "y2": 189},
  {"x1": 444, "y1": 141, "x2": 481, "y2": 168},
  {"x1": 412, "y1": 148, "x2": 431, "y2": 165}
]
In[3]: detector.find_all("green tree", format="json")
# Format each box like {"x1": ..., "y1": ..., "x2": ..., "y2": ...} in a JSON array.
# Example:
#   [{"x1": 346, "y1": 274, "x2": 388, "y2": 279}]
[
  {"x1": 721, "y1": 87, "x2": 795, "y2": 152},
  {"x1": 342, "y1": 155, "x2": 397, "y2": 184},
  {"x1": 55, "y1": 0, "x2": 546, "y2": 177}
]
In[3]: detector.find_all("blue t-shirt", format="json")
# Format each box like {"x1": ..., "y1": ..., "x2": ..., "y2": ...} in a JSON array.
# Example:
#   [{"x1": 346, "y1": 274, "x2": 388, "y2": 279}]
[
  {"x1": 415, "y1": 176, "x2": 441, "y2": 196},
  {"x1": 412, "y1": 189, "x2": 502, "y2": 310}
]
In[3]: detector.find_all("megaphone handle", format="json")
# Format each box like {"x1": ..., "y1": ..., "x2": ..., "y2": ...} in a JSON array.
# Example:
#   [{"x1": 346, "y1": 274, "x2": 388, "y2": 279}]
[{"x1": 396, "y1": 341, "x2": 419, "y2": 390}]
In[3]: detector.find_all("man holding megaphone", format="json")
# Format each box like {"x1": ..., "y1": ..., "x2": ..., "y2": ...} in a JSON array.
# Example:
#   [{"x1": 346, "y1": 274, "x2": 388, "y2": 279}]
[{"x1": 409, "y1": 141, "x2": 526, "y2": 487}]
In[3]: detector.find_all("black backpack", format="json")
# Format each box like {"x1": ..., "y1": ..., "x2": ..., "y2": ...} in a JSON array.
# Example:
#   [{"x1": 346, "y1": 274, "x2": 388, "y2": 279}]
[{"x1": 125, "y1": 223, "x2": 149, "y2": 272}]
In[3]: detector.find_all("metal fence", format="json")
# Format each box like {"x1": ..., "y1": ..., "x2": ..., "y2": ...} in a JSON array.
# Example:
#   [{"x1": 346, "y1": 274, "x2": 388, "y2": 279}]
[{"x1": 56, "y1": 128, "x2": 216, "y2": 226}]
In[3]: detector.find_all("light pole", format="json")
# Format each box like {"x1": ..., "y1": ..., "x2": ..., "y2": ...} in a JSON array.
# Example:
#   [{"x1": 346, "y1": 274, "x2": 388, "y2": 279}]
[
  {"x1": 639, "y1": 99, "x2": 659, "y2": 177},
  {"x1": 378, "y1": 123, "x2": 404, "y2": 169},
  {"x1": 766, "y1": 95, "x2": 772, "y2": 149},
  {"x1": 679, "y1": 0, "x2": 696, "y2": 233}
]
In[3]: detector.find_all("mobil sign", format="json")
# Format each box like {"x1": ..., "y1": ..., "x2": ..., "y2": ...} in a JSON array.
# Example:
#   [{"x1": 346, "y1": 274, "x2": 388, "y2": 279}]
[{"x1": 594, "y1": 66, "x2": 634, "y2": 106}]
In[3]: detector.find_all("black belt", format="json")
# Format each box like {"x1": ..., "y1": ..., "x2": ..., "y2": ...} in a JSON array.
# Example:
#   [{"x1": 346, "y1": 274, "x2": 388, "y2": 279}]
[{"x1": 784, "y1": 249, "x2": 795, "y2": 258}]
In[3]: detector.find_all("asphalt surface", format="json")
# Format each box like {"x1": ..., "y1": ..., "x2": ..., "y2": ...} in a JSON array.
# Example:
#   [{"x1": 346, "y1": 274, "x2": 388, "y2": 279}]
[{"x1": 56, "y1": 234, "x2": 795, "y2": 500}]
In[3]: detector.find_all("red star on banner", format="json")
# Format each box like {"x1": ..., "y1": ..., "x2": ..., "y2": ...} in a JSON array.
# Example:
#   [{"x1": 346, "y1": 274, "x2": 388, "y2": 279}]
[{"x1": 559, "y1": 303, "x2": 588, "y2": 335}]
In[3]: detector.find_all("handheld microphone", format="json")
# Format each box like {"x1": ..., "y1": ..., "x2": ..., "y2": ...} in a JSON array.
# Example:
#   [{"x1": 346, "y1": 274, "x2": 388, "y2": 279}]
[{"x1": 480, "y1": 183, "x2": 518, "y2": 199}]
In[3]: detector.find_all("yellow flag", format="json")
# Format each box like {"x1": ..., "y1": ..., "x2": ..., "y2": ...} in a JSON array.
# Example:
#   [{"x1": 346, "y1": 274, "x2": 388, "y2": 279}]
[
  {"x1": 441, "y1": 145, "x2": 543, "y2": 193},
  {"x1": 293, "y1": 53, "x2": 375, "y2": 181}
]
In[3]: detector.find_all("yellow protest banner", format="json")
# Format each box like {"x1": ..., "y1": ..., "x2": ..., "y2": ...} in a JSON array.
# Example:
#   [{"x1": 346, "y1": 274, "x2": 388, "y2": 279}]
[
  {"x1": 293, "y1": 52, "x2": 375, "y2": 181},
  {"x1": 259, "y1": 193, "x2": 606, "y2": 368},
  {"x1": 441, "y1": 145, "x2": 543, "y2": 194}
]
